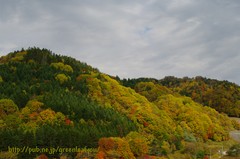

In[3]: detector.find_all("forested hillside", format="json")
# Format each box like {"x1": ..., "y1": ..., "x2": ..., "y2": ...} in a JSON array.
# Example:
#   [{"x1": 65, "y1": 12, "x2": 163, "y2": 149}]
[
  {"x1": 159, "y1": 76, "x2": 240, "y2": 117},
  {"x1": 123, "y1": 76, "x2": 240, "y2": 117},
  {"x1": 0, "y1": 48, "x2": 240, "y2": 159}
]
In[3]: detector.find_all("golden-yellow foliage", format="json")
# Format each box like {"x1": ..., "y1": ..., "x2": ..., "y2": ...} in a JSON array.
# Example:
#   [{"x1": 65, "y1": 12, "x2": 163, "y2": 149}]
[
  {"x1": 51, "y1": 62, "x2": 73, "y2": 73},
  {"x1": 81, "y1": 73, "x2": 175, "y2": 142},
  {"x1": 126, "y1": 131, "x2": 149, "y2": 157},
  {"x1": 11, "y1": 51, "x2": 27, "y2": 62},
  {"x1": 25, "y1": 100, "x2": 44, "y2": 112},
  {"x1": 55, "y1": 73, "x2": 69, "y2": 84},
  {"x1": 0, "y1": 99, "x2": 19, "y2": 119},
  {"x1": 136, "y1": 82, "x2": 235, "y2": 142},
  {"x1": 97, "y1": 137, "x2": 135, "y2": 159}
]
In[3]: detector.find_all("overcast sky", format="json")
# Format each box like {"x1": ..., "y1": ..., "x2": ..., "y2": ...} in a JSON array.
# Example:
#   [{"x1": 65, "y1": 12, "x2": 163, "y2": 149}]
[{"x1": 0, "y1": 0, "x2": 240, "y2": 84}]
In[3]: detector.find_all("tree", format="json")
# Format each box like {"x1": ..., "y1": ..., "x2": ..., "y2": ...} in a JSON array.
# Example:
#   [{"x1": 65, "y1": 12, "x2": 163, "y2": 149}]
[
  {"x1": 4, "y1": 114, "x2": 22, "y2": 129},
  {"x1": 36, "y1": 109, "x2": 65, "y2": 125},
  {"x1": 55, "y1": 74, "x2": 69, "y2": 84},
  {"x1": 97, "y1": 137, "x2": 135, "y2": 159},
  {"x1": 161, "y1": 141, "x2": 171, "y2": 155},
  {"x1": 0, "y1": 99, "x2": 19, "y2": 119},
  {"x1": 126, "y1": 131, "x2": 149, "y2": 157},
  {"x1": 227, "y1": 144, "x2": 240, "y2": 157},
  {"x1": 25, "y1": 100, "x2": 44, "y2": 112},
  {"x1": 0, "y1": 76, "x2": 3, "y2": 83},
  {"x1": 50, "y1": 62, "x2": 73, "y2": 73},
  {"x1": 11, "y1": 51, "x2": 27, "y2": 62},
  {"x1": 0, "y1": 151, "x2": 18, "y2": 159}
]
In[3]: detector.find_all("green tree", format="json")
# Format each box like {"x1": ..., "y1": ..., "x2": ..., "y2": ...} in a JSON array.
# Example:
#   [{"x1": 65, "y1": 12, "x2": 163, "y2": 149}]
[
  {"x1": 0, "y1": 76, "x2": 3, "y2": 83},
  {"x1": 227, "y1": 144, "x2": 240, "y2": 157},
  {"x1": 4, "y1": 114, "x2": 22, "y2": 129}
]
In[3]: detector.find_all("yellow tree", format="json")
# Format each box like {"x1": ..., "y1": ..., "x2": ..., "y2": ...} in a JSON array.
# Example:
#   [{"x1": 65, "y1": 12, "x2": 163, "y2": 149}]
[
  {"x1": 0, "y1": 99, "x2": 19, "y2": 119},
  {"x1": 126, "y1": 131, "x2": 149, "y2": 157},
  {"x1": 55, "y1": 73, "x2": 69, "y2": 84},
  {"x1": 51, "y1": 62, "x2": 73, "y2": 73},
  {"x1": 35, "y1": 108, "x2": 66, "y2": 126},
  {"x1": 25, "y1": 100, "x2": 44, "y2": 112},
  {"x1": 97, "y1": 137, "x2": 135, "y2": 159},
  {"x1": 11, "y1": 51, "x2": 27, "y2": 62}
]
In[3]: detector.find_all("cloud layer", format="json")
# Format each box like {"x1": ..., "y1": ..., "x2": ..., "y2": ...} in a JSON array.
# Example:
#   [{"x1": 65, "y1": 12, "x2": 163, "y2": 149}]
[{"x1": 1, "y1": 0, "x2": 240, "y2": 84}]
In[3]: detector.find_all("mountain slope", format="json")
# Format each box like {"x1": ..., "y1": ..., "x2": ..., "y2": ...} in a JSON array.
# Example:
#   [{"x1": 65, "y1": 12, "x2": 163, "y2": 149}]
[
  {"x1": 0, "y1": 48, "x2": 239, "y2": 158},
  {"x1": 122, "y1": 76, "x2": 240, "y2": 117},
  {"x1": 159, "y1": 76, "x2": 240, "y2": 117}
]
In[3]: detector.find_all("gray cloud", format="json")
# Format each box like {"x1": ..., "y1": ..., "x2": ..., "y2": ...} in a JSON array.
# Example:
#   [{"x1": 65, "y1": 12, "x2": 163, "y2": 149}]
[{"x1": 0, "y1": 0, "x2": 240, "y2": 84}]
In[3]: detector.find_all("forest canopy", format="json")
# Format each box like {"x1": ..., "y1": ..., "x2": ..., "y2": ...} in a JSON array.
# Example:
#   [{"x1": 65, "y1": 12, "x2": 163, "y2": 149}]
[{"x1": 0, "y1": 47, "x2": 240, "y2": 159}]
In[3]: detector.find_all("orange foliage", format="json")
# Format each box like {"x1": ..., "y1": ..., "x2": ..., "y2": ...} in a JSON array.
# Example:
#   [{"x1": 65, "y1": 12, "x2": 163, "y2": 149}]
[
  {"x1": 29, "y1": 112, "x2": 38, "y2": 121},
  {"x1": 97, "y1": 137, "x2": 135, "y2": 159},
  {"x1": 96, "y1": 151, "x2": 105, "y2": 159},
  {"x1": 98, "y1": 137, "x2": 115, "y2": 151},
  {"x1": 143, "y1": 121, "x2": 149, "y2": 127},
  {"x1": 37, "y1": 154, "x2": 48, "y2": 159}
]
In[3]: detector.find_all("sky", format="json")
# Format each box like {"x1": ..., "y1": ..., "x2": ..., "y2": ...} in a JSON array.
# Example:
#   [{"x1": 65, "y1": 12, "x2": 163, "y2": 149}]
[{"x1": 0, "y1": 0, "x2": 240, "y2": 84}]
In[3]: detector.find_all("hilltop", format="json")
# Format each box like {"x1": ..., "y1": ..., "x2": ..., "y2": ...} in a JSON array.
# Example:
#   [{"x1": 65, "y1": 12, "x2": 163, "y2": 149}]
[{"x1": 0, "y1": 47, "x2": 240, "y2": 158}]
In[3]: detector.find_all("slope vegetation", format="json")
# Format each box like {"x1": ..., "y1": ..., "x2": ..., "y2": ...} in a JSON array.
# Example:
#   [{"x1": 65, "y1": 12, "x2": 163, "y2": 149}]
[{"x1": 0, "y1": 48, "x2": 239, "y2": 158}]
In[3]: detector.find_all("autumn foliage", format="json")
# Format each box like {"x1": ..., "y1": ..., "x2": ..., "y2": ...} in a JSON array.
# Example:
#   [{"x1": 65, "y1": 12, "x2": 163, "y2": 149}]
[
  {"x1": 97, "y1": 137, "x2": 135, "y2": 159},
  {"x1": 0, "y1": 48, "x2": 240, "y2": 158}
]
